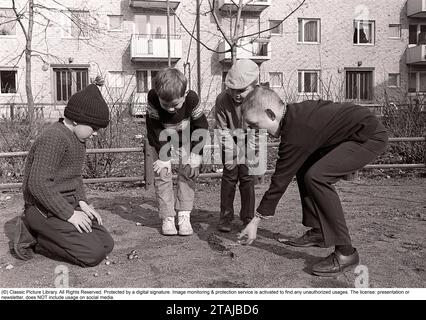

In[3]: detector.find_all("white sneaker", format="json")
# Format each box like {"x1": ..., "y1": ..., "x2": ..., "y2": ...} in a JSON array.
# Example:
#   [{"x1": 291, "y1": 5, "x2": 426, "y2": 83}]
[
  {"x1": 177, "y1": 211, "x2": 193, "y2": 236},
  {"x1": 162, "y1": 217, "x2": 177, "y2": 236}
]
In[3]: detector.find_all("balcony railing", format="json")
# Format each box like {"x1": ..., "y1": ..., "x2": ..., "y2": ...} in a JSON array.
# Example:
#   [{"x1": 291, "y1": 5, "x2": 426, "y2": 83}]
[
  {"x1": 218, "y1": 0, "x2": 271, "y2": 12},
  {"x1": 130, "y1": 34, "x2": 182, "y2": 62},
  {"x1": 129, "y1": 0, "x2": 181, "y2": 10},
  {"x1": 218, "y1": 38, "x2": 271, "y2": 62},
  {"x1": 407, "y1": 0, "x2": 426, "y2": 18},
  {"x1": 406, "y1": 44, "x2": 426, "y2": 64}
]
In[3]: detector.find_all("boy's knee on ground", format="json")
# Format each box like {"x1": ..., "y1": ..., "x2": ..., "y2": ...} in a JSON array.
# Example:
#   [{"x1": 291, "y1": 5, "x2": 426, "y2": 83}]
[{"x1": 78, "y1": 242, "x2": 109, "y2": 267}]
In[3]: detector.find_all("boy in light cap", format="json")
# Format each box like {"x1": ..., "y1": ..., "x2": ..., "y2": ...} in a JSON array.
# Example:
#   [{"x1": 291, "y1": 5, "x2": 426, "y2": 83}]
[
  {"x1": 214, "y1": 59, "x2": 259, "y2": 232},
  {"x1": 13, "y1": 79, "x2": 114, "y2": 267}
]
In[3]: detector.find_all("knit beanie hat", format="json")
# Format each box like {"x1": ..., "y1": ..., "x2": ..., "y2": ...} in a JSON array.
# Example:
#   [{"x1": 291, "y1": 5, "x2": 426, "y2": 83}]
[
  {"x1": 64, "y1": 82, "x2": 109, "y2": 130},
  {"x1": 225, "y1": 59, "x2": 259, "y2": 90}
]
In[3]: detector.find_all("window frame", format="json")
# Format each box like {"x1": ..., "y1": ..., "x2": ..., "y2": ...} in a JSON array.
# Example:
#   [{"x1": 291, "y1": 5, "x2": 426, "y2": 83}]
[
  {"x1": 388, "y1": 24, "x2": 401, "y2": 39},
  {"x1": 269, "y1": 20, "x2": 283, "y2": 36},
  {"x1": 53, "y1": 67, "x2": 89, "y2": 102},
  {"x1": 387, "y1": 73, "x2": 400, "y2": 88},
  {"x1": 136, "y1": 70, "x2": 158, "y2": 93},
  {"x1": 408, "y1": 71, "x2": 426, "y2": 93},
  {"x1": 0, "y1": 69, "x2": 18, "y2": 95},
  {"x1": 107, "y1": 71, "x2": 125, "y2": 88},
  {"x1": 62, "y1": 10, "x2": 90, "y2": 39},
  {"x1": 297, "y1": 18, "x2": 321, "y2": 44},
  {"x1": 0, "y1": 8, "x2": 17, "y2": 37},
  {"x1": 344, "y1": 69, "x2": 374, "y2": 102},
  {"x1": 108, "y1": 15, "x2": 123, "y2": 32},
  {"x1": 297, "y1": 70, "x2": 320, "y2": 94},
  {"x1": 133, "y1": 14, "x2": 177, "y2": 36},
  {"x1": 269, "y1": 72, "x2": 283, "y2": 88},
  {"x1": 408, "y1": 23, "x2": 426, "y2": 46},
  {"x1": 353, "y1": 20, "x2": 375, "y2": 46}
]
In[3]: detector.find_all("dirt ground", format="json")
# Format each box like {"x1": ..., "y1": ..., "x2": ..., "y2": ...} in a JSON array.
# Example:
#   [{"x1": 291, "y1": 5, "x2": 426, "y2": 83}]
[{"x1": 0, "y1": 177, "x2": 425, "y2": 288}]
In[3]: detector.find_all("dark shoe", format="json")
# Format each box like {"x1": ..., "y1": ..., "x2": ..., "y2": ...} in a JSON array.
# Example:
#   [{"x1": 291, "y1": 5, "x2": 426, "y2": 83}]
[
  {"x1": 217, "y1": 220, "x2": 232, "y2": 233},
  {"x1": 311, "y1": 249, "x2": 359, "y2": 277},
  {"x1": 13, "y1": 215, "x2": 37, "y2": 261},
  {"x1": 280, "y1": 229, "x2": 324, "y2": 247}
]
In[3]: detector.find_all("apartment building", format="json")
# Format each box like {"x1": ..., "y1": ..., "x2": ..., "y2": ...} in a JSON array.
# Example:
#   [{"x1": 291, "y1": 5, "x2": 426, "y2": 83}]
[{"x1": 0, "y1": 0, "x2": 425, "y2": 118}]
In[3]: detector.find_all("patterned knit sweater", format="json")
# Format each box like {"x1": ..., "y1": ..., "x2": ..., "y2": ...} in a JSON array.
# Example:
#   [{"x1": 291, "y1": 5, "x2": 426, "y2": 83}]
[
  {"x1": 22, "y1": 120, "x2": 87, "y2": 221},
  {"x1": 146, "y1": 89, "x2": 208, "y2": 159}
]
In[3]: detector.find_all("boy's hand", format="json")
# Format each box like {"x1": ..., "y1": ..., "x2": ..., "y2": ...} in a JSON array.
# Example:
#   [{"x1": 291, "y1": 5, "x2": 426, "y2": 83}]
[
  {"x1": 68, "y1": 210, "x2": 93, "y2": 233},
  {"x1": 153, "y1": 160, "x2": 171, "y2": 175},
  {"x1": 246, "y1": 154, "x2": 260, "y2": 168},
  {"x1": 79, "y1": 201, "x2": 103, "y2": 226},
  {"x1": 237, "y1": 217, "x2": 261, "y2": 245},
  {"x1": 188, "y1": 153, "x2": 202, "y2": 178}
]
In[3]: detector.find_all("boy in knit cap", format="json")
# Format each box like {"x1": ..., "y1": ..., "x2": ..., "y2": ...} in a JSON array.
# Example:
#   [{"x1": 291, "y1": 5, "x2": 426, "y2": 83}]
[
  {"x1": 214, "y1": 59, "x2": 259, "y2": 232},
  {"x1": 146, "y1": 68, "x2": 208, "y2": 236},
  {"x1": 13, "y1": 80, "x2": 114, "y2": 267},
  {"x1": 238, "y1": 86, "x2": 388, "y2": 276}
]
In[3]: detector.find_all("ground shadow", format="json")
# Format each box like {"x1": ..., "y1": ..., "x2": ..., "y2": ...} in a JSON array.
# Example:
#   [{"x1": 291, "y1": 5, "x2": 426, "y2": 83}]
[
  {"x1": 88, "y1": 195, "x2": 325, "y2": 278},
  {"x1": 192, "y1": 209, "x2": 322, "y2": 276},
  {"x1": 90, "y1": 195, "x2": 161, "y2": 232}
]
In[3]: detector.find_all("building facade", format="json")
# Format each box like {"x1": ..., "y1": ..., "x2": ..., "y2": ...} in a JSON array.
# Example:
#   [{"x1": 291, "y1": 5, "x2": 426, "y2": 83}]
[{"x1": 0, "y1": 0, "x2": 425, "y2": 118}]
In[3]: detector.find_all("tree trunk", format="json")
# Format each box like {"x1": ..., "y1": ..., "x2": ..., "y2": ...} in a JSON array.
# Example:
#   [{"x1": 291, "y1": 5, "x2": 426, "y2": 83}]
[
  {"x1": 26, "y1": 0, "x2": 35, "y2": 123},
  {"x1": 231, "y1": 44, "x2": 237, "y2": 65}
]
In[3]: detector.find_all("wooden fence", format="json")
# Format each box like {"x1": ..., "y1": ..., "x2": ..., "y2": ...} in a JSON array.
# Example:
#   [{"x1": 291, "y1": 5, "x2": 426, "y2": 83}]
[{"x1": 0, "y1": 137, "x2": 424, "y2": 191}]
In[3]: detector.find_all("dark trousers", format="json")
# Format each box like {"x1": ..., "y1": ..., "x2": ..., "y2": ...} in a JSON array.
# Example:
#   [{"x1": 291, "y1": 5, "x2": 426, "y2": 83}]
[
  {"x1": 220, "y1": 164, "x2": 255, "y2": 222},
  {"x1": 296, "y1": 128, "x2": 388, "y2": 247},
  {"x1": 25, "y1": 197, "x2": 114, "y2": 267}
]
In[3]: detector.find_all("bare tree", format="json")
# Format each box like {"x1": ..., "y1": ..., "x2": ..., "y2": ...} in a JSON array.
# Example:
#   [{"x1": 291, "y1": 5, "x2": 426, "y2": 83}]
[
  {"x1": 5, "y1": 0, "x2": 105, "y2": 123},
  {"x1": 174, "y1": 0, "x2": 307, "y2": 64}
]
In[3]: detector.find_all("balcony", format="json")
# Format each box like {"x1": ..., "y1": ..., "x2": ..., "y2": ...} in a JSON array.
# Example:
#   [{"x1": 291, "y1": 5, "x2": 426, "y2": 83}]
[
  {"x1": 406, "y1": 44, "x2": 426, "y2": 64},
  {"x1": 218, "y1": 0, "x2": 271, "y2": 12},
  {"x1": 129, "y1": 0, "x2": 181, "y2": 10},
  {"x1": 218, "y1": 38, "x2": 271, "y2": 63},
  {"x1": 130, "y1": 34, "x2": 182, "y2": 62},
  {"x1": 407, "y1": 0, "x2": 426, "y2": 18}
]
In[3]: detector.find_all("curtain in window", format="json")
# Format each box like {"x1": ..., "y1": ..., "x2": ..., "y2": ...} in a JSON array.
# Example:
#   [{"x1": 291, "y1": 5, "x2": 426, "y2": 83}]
[
  {"x1": 304, "y1": 20, "x2": 318, "y2": 42},
  {"x1": 420, "y1": 73, "x2": 426, "y2": 92},
  {"x1": 408, "y1": 73, "x2": 417, "y2": 93},
  {"x1": 304, "y1": 72, "x2": 318, "y2": 93}
]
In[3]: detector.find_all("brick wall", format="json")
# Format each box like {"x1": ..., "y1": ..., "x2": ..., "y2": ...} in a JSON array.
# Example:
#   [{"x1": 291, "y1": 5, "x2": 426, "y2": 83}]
[{"x1": 0, "y1": 0, "x2": 422, "y2": 117}]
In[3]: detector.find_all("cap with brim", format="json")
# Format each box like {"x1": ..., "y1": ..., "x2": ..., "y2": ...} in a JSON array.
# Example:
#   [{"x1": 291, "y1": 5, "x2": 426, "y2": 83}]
[{"x1": 225, "y1": 59, "x2": 259, "y2": 90}]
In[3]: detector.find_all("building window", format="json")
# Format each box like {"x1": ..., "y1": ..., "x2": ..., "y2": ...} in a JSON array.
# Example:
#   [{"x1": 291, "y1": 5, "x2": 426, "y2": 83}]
[
  {"x1": 63, "y1": 10, "x2": 90, "y2": 38},
  {"x1": 269, "y1": 20, "x2": 283, "y2": 35},
  {"x1": 136, "y1": 70, "x2": 158, "y2": 93},
  {"x1": 108, "y1": 15, "x2": 123, "y2": 31},
  {"x1": 0, "y1": 70, "x2": 17, "y2": 94},
  {"x1": 54, "y1": 68, "x2": 88, "y2": 102},
  {"x1": 388, "y1": 24, "x2": 401, "y2": 39},
  {"x1": 409, "y1": 24, "x2": 426, "y2": 45},
  {"x1": 0, "y1": 8, "x2": 16, "y2": 36},
  {"x1": 108, "y1": 71, "x2": 125, "y2": 88},
  {"x1": 298, "y1": 18, "x2": 320, "y2": 43},
  {"x1": 135, "y1": 15, "x2": 176, "y2": 36},
  {"x1": 353, "y1": 20, "x2": 375, "y2": 45},
  {"x1": 408, "y1": 71, "x2": 426, "y2": 93},
  {"x1": 269, "y1": 72, "x2": 283, "y2": 88},
  {"x1": 345, "y1": 70, "x2": 373, "y2": 101},
  {"x1": 388, "y1": 73, "x2": 400, "y2": 87},
  {"x1": 298, "y1": 70, "x2": 319, "y2": 94}
]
